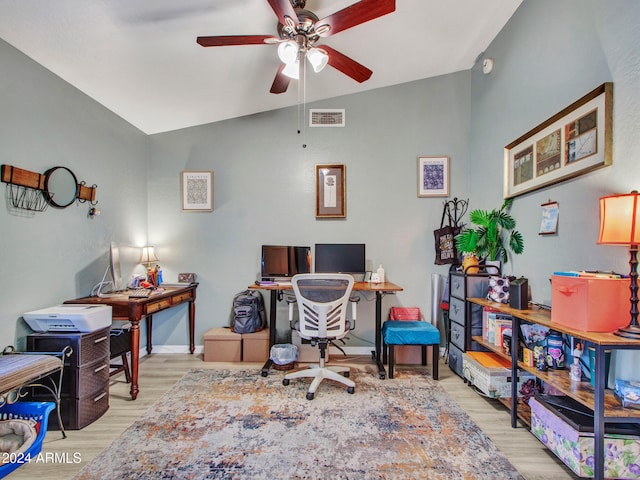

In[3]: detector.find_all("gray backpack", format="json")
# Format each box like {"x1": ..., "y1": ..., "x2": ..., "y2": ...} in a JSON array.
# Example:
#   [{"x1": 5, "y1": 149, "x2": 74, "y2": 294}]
[{"x1": 231, "y1": 290, "x2": 267, "y2": 333}]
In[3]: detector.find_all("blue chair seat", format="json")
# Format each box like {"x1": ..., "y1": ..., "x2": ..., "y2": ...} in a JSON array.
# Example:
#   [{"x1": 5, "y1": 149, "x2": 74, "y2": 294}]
[{"x1": 382, "y1": 320, "x2": 441, "y2": 379}]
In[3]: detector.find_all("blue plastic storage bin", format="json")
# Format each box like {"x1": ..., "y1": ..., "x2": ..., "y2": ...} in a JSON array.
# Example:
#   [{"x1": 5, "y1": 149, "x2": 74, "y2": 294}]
[{"x1": 0, "y1": 401, "x2": 55, "y2": 479}]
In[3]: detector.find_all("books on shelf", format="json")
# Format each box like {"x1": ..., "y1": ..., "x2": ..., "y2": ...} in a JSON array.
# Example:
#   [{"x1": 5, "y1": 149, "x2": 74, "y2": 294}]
[{"x1": 482, "y1": 306, "x2": 512, "y2": 347}]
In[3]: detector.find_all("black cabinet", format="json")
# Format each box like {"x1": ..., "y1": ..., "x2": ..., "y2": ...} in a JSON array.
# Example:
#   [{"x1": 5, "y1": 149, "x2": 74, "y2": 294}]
[
  {"x1": 448, "y1": 271, "x2": 492, "y2": 378},
  {"x1": 27, "y1": 327, "x2": 110, "y2": 430}
]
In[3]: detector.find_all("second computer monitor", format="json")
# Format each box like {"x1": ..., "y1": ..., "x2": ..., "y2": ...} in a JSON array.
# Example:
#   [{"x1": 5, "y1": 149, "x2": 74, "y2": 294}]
[
  {"x1": 314, "y1": 243, "x2": 365, "y2": 275},
  {"x1": 261, "y1": 245, "x2": 311, "y2": 280}
]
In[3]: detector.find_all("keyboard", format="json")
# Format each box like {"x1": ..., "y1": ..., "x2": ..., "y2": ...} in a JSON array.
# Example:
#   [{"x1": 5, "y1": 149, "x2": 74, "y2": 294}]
[{"x1": 129, "y1": 288, "x2": 152, "y2": 298}]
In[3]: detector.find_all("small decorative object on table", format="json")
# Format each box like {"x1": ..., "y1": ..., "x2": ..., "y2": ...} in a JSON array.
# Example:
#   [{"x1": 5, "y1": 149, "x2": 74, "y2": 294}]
[{"x1": 178, "y1": 273, "x2": 197, "y2": 284}]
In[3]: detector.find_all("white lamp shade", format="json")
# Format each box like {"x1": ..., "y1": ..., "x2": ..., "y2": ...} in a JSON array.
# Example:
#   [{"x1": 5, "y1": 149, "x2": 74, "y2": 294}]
[
  {"x1": 140, "y1": 246, "x2": 159, "y2": 265},
  {"x1": 277, "y1": 41, "x2": 298, "y2": 64},
  {"x1": 307, "y1": 48, "x2": 328, "y2": 73},
  {"x1": 598, "y1": 192, "x2": 640, "y2": 245},
  {"x1": 282, "y1": 60, "x2": 300, "y2": 79}
]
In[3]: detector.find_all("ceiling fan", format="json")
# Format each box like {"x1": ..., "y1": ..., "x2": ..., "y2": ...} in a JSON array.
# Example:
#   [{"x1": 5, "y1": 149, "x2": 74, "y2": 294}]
[{"x1": 196, "y1": 0, "x2": 396, "y2": 94}]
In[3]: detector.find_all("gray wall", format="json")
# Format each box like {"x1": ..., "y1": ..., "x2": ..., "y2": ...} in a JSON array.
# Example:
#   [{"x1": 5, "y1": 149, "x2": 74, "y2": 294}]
[
  {"x1": 467, "y1": 0, "x2": 640, "y2": 304},
  {"x1": 2, "y1": 0, "x2": 639, "y2": 352},
  {"x1": 146, "y1": 73, "x2": 471, "y2": 346},
  {"x1": 0, "y1": 39, "x2": 148, "y2": 349}
]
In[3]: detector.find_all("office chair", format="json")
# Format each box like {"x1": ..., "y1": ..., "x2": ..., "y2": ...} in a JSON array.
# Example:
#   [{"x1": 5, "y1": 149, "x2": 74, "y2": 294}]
[{"x1": 283, "y1": 273, "x2": 356, "y2": 400}]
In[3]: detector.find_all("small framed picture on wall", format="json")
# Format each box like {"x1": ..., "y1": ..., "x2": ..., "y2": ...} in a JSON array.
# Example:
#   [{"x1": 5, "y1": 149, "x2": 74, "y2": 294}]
[
  {"x1": 418, "y1": 156, "x2": 449, "y2": 197},
  {"x1": 315, "y1": 164, "x2": 346, "y2": 218},
  {"x1": 181, "y1": 171, "x2": 213, "y2": 212}
]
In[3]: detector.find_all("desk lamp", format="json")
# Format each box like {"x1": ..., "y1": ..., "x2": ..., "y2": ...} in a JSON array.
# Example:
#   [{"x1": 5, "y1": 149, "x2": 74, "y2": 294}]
[
  {"x1": 598, "y1": 191, "x2": 640, "y2": 338},
  {"x1": 140, "y1": 246, "x2": 159, "y2": 266}
]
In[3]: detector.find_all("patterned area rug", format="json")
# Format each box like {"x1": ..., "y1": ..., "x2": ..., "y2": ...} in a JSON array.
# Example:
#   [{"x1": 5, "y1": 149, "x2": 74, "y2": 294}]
[{"x1": 74, "y1": 368, "x2": 523, "y2": 479}]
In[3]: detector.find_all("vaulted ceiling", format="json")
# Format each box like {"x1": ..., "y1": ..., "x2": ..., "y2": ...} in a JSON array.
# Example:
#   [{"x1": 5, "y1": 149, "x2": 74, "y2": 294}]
[{"x1": 0, "y1": 0, "x2": 522, "y2": 134}]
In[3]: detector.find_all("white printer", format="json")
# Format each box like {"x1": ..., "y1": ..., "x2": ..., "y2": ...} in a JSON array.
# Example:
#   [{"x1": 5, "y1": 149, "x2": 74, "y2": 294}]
[{"x1": 23, "y1": 304, "x2": 112, "y2": 333}]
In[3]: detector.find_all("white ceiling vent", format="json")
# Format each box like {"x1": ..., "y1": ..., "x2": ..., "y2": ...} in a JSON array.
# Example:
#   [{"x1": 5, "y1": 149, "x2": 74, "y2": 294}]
[{"x1": 309, "y1": 109, "x2": 346, "y2": 127}]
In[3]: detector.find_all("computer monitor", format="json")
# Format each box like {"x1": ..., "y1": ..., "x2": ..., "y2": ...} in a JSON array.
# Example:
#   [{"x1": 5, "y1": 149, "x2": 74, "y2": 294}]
[
  {"x1": 314, "y1": 243, "x2": 366, "y2": 275},
  {"x1": 95, "y1": 241, "x2": 123, "y2": 296},
  {"x1": 261, "y1": 245, "x2": 311, "y2": 280}
]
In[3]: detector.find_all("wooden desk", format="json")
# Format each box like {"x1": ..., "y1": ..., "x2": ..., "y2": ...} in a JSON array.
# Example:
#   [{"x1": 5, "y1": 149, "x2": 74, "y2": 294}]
[
  {"x1": 250, "y1": 281, "x2": 403, "y2": 379},
  {"x1": 64, "y1": 284, "x2": 197, "y2": 400}
]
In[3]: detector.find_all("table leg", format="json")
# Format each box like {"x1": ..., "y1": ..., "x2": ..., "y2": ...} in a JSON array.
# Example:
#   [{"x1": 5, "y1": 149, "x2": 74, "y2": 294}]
[
  {"x1": 130, "y1": 321, "x2": 140, "y2": 400},
  {"x1": 189, "y1": 300, "x2": 195, "y2": 354},
  {"x1": 261, "y1": 290, "x2": 278, "y2": 377},
  {"x1": 375, "y1": 291, "x2": 386, "y2": 379},
  {"x1": 146, "y1": 315, "x2": 153, "y2": 354}
]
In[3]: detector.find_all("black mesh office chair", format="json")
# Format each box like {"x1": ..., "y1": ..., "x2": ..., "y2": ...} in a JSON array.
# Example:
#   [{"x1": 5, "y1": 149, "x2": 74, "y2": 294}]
[{"x1": 283, "y1": 274, "x2": 355, "y2": 400}]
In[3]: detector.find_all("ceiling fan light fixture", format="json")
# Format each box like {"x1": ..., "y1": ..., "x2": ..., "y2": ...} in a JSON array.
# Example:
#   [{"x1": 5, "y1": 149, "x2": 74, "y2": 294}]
[
  {"x1": 282, "y1": 60, "x2": 300, "y2": 80},
  {"x1": 277, "y1": 41, "x2": 298, "y2": 64},
  {"x1": 307, "y1": 47, "x2": 328, "y2": 73}
]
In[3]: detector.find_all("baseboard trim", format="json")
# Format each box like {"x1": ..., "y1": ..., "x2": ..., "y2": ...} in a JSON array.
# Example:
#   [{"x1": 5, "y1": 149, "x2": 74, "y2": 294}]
[
  {"x1": 138, "y1": 345, "x2": 204, "y2": 357},
  {"x1": 138, "y1": 345, "x2": 445, "y2": 357}
]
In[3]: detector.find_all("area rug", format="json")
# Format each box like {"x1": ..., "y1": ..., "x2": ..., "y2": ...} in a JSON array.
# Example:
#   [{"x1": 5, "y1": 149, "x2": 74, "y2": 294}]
[{"x1": 74, "y1": 368, "x2": 523, "y2": 479}]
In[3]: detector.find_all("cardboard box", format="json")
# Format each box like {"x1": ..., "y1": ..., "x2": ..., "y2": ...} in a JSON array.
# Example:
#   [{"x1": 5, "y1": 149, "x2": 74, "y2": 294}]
[
  {"x1": 394, "y1": 345, "x2": 425, "y2": 365},
  {"x1": 462, "y1": 351, "x2": 534, "y2": 399},
  {"x1": 291, "y1": 330, "x2": 327, "y2": 363},
  {"x1": 551, "y1": 275, "x2": 630, "y2": 332},
  {"x1": 530, "y1": 395, "x2": 640, "y2": 478},
  {"x1": 203, "y1": 327, "x2": 241, "y2": 362},
  {"x1": 241, "y1": 329, "x2": 269, "y2": 362}
]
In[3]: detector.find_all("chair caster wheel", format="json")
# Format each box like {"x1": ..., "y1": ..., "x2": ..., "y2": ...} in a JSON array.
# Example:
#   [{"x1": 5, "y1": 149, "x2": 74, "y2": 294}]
[
  {"x1": 343, "y1": 371, "x2": 350, "y2": 378},
  {"x1": 261, "y1": 371, "x2": 268, "y2": 377},
  {"x1": 282, "y1": 379, "x2": 290, "y2": 386},
  {"x1": 306, "y1": 392, "x2": 314, "y2": 400},
  {"x1": 347, "y1": 386, "x2": 355, "y2": 394}
]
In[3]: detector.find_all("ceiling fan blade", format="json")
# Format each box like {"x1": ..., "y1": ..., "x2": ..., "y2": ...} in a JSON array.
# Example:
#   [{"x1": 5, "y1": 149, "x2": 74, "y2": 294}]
[
  {"x1": 270, "y1": 64, "x2": 291, "y2": 94},
  {"x1": 320, "y1": 45, "x2": 372, "y2": 83},
  {"x1": 266, "y1": 0, "x2": 298, "y2": 27},
  {"x1": 316, "y1": 0, "x2": 395, "y2": 37},
  {"x1": 197, "y1": 35, "x2": 275, "y2": 47}
]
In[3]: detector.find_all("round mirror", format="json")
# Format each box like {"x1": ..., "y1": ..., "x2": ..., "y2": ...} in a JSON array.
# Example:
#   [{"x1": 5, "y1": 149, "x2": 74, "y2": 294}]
[{"x1": 43, "y1": 166, "x2": 78, "y2": 208}]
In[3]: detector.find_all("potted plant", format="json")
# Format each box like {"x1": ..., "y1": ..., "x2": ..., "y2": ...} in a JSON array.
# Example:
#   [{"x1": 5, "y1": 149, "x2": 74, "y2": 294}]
[{"x1": 455, "y1": 198, "x2": 524, "y2": 265}]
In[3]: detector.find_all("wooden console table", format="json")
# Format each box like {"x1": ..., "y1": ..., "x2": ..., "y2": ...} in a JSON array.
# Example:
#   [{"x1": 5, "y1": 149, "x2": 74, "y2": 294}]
[{"x1": 64, "y1": 284, "x2": 197, "y2": 400}]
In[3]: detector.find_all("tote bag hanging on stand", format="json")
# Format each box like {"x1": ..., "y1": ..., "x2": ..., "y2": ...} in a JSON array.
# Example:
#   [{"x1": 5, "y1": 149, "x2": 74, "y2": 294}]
[{"x1": 433, "y1": 202, "x2": 460, "y2": 265}]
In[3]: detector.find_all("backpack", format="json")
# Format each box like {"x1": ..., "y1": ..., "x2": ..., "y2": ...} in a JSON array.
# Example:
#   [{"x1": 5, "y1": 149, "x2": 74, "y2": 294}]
[{"x1": 231, "y1": 290, "x2": 267, "y2": 333}]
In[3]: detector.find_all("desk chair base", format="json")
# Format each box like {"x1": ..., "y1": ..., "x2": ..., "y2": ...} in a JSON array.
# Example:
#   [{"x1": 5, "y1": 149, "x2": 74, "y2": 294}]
[{"x1": 283, "y1": 364, "x2": 355, "y2": 400}]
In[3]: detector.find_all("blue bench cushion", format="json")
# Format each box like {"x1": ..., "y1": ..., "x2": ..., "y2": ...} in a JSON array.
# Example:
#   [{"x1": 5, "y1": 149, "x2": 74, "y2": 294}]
[{"x1": 382, "y1": 321, "x2": 440, "y2": 345}]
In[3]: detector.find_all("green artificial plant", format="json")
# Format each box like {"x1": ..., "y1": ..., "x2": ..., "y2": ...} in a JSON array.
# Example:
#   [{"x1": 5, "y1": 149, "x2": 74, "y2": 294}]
[{"x1": 455, "y1": 198, "x2": 524, "y2": 264}]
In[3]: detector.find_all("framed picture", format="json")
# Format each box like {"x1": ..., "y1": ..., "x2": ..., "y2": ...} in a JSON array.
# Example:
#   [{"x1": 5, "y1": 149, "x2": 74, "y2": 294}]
[
  {"x1": 418, "y1": 156, "x2": 449, "y2": 197},
  {"x1": 504, "y1": 83, "x2": 613, "y2": 199},
  {"x1": 181, "y1": 171, "x2": 213, "y2": 211},
  {"x1": 316, "y1": 164, "x2": 346, "y2": 218}
]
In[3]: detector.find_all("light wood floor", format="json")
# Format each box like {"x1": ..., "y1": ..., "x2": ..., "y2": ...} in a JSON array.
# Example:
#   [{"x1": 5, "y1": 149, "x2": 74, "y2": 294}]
[{"x1": 8, "y1": 354, "x2": 577, "y2": 480}]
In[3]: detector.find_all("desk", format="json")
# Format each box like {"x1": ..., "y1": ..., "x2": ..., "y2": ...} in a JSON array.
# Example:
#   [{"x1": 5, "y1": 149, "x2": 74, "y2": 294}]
[
  {"x1": 250, "y1": 281, "x2": 403, "y2": 379},
  {"x1": 64, "y1": 284, "x2": 197, "y2": 400}
]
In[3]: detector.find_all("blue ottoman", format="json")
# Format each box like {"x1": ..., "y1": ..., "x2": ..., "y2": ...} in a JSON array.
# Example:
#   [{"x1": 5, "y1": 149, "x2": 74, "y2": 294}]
[{"x1": 382, "y1": 320, "x2": 441, "y2": 379}]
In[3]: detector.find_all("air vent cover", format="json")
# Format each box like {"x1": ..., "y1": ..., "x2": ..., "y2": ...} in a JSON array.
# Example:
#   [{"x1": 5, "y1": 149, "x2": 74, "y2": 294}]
[{"x1": 309, "y1": 109, "x2": 345, "y2": 127}]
